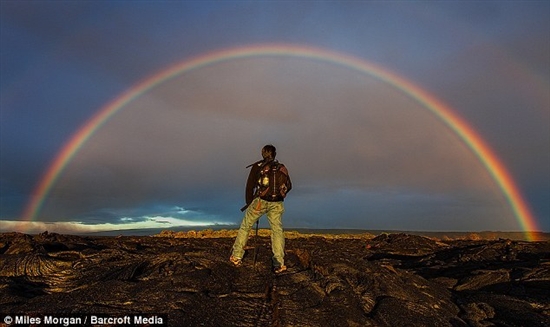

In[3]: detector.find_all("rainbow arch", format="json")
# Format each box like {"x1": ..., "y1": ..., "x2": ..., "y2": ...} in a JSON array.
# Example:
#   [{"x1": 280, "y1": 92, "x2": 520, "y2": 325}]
[{"x1": 21, "y1": 44, "x2": 540, "y2": 239}]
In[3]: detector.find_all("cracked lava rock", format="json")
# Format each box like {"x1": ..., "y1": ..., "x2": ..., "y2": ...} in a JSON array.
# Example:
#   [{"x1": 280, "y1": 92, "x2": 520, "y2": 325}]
[{"x1": 1, "y1": 232, "x2": 549, "y2": 326}]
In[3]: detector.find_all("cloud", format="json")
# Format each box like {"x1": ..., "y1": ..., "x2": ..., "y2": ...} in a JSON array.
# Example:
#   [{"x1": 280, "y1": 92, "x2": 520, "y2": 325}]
[
  {"x1": 34, "y1": 57, "x2": 509, "y2": 229},
  {"x1": 2, "y1": 204, "x2": 235, "y2": 234},
  {"x1": 0, "y1": 218, "x2": 235, "y2": 235},
  {"x1": 2, "y1": 1, "x2": 546, "y2": 231}
]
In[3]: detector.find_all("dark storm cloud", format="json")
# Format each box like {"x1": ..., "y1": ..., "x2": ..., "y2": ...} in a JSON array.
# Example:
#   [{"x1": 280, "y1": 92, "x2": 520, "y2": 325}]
[
  {"x1": 36, "y1": 58, "x2": 511, "y2": 231},
  {"x1": 1, "y1": 1, "x2": 548, "y2": 232}
]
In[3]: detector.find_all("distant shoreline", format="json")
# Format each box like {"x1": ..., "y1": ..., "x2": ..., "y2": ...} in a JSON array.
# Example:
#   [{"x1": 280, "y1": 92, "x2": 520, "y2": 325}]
[
  {"x1": 1, "y1": 227, "x2": 548, "y2": 241},
  {"x1": 154, "y1": 229, "x2": 550, "y2": 241}
]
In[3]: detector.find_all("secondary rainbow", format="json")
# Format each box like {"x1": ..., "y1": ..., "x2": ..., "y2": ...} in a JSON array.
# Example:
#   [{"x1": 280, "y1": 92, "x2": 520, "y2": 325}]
[{"x1": 21, "y1": 44, "x2": 540, "y2": 239}]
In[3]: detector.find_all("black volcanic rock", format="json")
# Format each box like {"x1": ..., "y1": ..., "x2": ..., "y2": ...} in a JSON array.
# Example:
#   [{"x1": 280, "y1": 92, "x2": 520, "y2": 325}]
[{"x1": 0, "y1": 232, "x2": 549, "y2": 326}]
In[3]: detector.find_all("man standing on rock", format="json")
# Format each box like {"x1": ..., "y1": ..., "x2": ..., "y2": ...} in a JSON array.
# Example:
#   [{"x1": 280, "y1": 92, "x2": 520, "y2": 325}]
[{"x1": 230, "y1": 144, "x2": 292, "y2": 274}]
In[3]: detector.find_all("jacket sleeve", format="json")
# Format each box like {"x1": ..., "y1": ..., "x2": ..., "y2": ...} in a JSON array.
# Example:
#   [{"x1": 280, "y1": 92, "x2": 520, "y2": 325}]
[
  {"x1": 280, "y1": 165, "x2": 292, "y2": 194},
  {"x1": 245, "y1": 164, "x2": 260, "y2": 205}
]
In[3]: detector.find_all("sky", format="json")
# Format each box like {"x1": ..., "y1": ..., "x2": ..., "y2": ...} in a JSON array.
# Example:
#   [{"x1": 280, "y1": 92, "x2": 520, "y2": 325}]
[{"x1": 1, "y1": 1, "x2": 548, "y2": 235}]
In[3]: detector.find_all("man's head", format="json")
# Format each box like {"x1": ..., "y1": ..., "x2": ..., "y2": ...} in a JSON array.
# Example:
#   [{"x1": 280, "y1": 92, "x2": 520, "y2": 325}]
[{"x1": 262, "y1": 144, "x2": 277, "y2": 160}]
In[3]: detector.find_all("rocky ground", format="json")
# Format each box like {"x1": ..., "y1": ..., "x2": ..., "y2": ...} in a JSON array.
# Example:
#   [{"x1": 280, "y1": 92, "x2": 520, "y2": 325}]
[{"x1": 0, "y1": 231, "x2": 549, "y2": 326}]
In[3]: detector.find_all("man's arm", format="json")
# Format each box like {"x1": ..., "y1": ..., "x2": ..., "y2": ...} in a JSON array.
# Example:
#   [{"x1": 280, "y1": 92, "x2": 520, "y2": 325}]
[
  {"x1": 281, "y1": 165, "x2": 292, "y2": 194},
  {"x1": 241, "y1": 162, "x2": 261, "y2": 211}
]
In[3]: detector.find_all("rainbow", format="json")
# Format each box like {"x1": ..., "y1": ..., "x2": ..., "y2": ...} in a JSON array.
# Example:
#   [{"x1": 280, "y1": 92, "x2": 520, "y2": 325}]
[{"x1": 21, "y1": 44, "x2": 540, "y2": 239}]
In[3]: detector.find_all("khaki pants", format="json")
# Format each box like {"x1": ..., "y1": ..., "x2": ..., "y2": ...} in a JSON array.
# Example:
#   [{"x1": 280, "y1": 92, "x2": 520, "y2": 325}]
[{"x1": 231, "y1": 197, "x2": 285, "y2": 267}]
